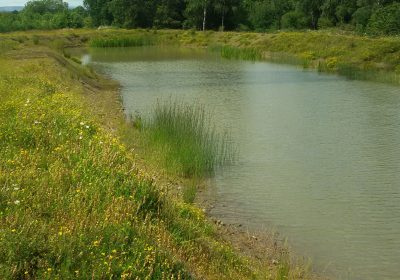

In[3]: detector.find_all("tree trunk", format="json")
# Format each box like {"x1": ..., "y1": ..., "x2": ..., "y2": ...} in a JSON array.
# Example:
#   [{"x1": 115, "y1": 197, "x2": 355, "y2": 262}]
[
  {"x1": 202, "y1": 0, "x2": 207, "y2": 31},
  {"x1": 311, "y1": 12, "x2": 315, "y2": 29}
]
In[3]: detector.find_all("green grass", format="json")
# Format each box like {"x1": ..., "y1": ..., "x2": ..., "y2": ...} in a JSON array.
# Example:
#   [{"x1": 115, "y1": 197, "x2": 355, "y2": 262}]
[
  {"x1": 89, "y1": 35, "x2": 156, "y2": 48},
  {"x1": 141, "y1": 100, "x2": 234, "y2": 178},
  {"x1": 0, "y1": 57, "x2": 187, "y2": 279}
]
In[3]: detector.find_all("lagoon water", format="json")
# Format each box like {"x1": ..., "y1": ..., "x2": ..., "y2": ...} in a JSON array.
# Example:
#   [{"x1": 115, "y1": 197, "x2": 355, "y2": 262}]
[{"x1": 88, "y1": 47, "x2": 400, "y2": 280}]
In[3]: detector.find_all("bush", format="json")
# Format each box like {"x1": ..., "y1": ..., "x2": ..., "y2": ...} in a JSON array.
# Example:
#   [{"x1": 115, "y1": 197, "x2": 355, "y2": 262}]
[
  {"x1": 281, "y1": 11, "x2": 309, "y2": 30},
  {"x1": 367, "y1": 3, "x2": 400, "y2": 36},
  {"x1": 352, "y1": 6, "x2": 372, "y2": 29},
  {"x1": 318, "y1": 16, "x2": 334, "y2": 29}
]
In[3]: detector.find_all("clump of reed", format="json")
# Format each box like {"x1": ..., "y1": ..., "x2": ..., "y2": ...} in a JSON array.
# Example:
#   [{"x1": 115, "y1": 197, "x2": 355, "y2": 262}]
[
  {"x1": 217, "y1": 45, "x2": 262, "y2": 61},
  {"x1": 143, "y1": 100, "x2": 234, "y2": 177},
  {"x1": 89, "y1": 35, "x2": 155, "y2": 48}
]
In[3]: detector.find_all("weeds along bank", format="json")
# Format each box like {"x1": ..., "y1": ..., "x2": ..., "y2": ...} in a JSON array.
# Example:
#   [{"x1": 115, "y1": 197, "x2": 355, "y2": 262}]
[
  {"x1": 211, "y1": 31, "x2": 400, "y2": 83},
  {"x1": 2, "y1": 28, "x2": 400, "y2": 83},
  {"x1": 0, "y1": 34, "x2": 317, "y2": 279}
]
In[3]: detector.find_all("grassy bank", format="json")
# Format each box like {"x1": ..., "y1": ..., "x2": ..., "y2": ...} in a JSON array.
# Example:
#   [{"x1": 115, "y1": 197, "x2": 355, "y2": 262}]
[
  {"x1": 3, "y1": 28, "x2": 400, "y2": 83},
  {"x1": 208, "y1": 30, "x2": 400, "y2": 83},
  {"x1": 0, "y1": 32, "x2": 316, "y2": 279}
]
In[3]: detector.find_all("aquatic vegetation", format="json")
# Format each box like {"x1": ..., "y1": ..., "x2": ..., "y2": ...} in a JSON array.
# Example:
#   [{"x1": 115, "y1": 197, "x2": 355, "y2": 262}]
[
  {"x1": 89, "y1": 35, "x2": 155, "y2": 48},
  {"x1": 215, "y1": 45, "x2": 263, "y2": 61},
  {"x1": 142, "y1": 100, "x2": 234, "y2": 177}
]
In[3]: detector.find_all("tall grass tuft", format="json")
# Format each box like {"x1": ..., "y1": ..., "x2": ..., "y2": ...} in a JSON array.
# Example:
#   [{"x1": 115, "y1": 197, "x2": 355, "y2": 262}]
[
  {"x1": 89, "y1": 35, "x2": 155, "y2": 48},
  {"x1": 143, "y1": 100, "x2": 234, "y2": 177},
  {"x1": 217, "y1": 45, "x2": 262, "y2": 61}
]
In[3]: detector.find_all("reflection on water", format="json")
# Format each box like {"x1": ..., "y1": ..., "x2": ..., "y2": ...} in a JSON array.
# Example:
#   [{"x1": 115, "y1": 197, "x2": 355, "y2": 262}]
[{"x1": 89, "y1": 46, "x2": 400, "y2": 280}]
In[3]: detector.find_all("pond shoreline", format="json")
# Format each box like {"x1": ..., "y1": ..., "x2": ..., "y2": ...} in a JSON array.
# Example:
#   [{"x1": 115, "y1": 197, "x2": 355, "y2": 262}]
[
  {"x1": 0, "y1": 30, "x2": 327, "y2": 279},
  {"x1": 85, "y1": 49, "x2": 324, "y2": 279},
  {"x1": 3, "y1": 28, "x2": 400, "y2": 84},
  {"x1": 83, "y1": 47, "x2": 329, "y2": 280},
  {"x1": 5, "y1": 28, "x2": 400, "y2": 278}
]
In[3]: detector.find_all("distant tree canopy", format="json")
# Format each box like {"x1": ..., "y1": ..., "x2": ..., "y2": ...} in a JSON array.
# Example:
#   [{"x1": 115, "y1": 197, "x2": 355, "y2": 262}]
[
  {"x1": 0, "y1": 0, "x2": 89, "y2": 32},
  {"x1": 1, "y1": 0, "x2": 400, "y2": 35}
]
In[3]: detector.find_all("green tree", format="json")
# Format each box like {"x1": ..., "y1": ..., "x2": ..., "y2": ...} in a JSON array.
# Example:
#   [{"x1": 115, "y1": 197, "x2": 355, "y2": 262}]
[
  {"x1": 297, "y1": 0, "x2": 324, "y2": 29},
  {"x1": 281, "y1": 10, "x2": 309, "y2": 29},
  {"x1": 184, "y1": 0, "x2": 212, "y2": 30},
  {"x1": 69, "y1": 6, "x2": 88, "y2": 28},
  {"x1": 154, "y1": 0, "x2": 185, "y2": 28},
  {"x1": 84, "y1": 0, "x2": 113, "y2": 26},
  {"x1": 367, "y1": 2, "x2": 400, "y2": 35},
  {"x1": 23, "y1": 0, "x2": 68, "y2": 15}
]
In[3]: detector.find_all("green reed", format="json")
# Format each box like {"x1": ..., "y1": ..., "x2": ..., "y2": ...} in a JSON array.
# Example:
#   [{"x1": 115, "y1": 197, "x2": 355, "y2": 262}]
[
  {"x1": 143, "y1": 100, "x2": 234, "y2": 177},
  {"x1": 89, "y1": 35, "x2": 155, "y2": 48},
  {"x1": 216, "y1": 45, "x2": 263, "y2": 61}
]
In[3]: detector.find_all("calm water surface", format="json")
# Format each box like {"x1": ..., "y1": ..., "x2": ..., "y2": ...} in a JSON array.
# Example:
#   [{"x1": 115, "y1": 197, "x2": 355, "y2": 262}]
[{"x1": 88, "y1": 47, "x2": 400, "y2": 280}]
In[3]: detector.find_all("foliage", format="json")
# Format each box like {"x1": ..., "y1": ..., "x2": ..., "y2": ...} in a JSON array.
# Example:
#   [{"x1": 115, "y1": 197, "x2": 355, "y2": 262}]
[
  {"x1": 281, "y1": 10, "x2": 309, "y2": 29},
  {"x1": 367, "y1": 2, "x2": 400, "y2": 35},
  {"x1": 3, "y1": 0, "x2": 400, "y2": 34},
  {"x1": 0, "y1": 0, "x2": 90, "y2": 32}
]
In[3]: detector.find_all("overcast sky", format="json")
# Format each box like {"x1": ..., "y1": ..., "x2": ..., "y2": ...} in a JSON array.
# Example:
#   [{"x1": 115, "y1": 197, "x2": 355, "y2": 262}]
[{"x1": 0, "y1": 0, "x2": 83, "y2": 6}]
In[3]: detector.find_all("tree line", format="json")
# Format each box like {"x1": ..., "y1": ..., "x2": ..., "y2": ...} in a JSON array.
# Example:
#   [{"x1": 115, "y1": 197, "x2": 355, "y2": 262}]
[
  {"x1": 1, "y1": 0, "x2": 400, "y2": 35},
  {"x1": 0, "y1": 0, "x2": 88, "y2": 32}
]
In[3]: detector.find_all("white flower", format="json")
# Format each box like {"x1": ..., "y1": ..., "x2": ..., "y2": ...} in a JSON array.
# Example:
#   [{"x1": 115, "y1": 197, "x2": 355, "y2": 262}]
[
  {"x1": 85, "y1": 125, "x2": 90, "y2": 129},
  {"x1": 14, "y1": 200, "x2": 20, "y2": 205}
]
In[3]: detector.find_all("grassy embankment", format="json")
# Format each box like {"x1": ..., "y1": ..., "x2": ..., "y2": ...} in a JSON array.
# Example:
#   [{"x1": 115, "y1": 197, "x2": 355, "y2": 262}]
[
  {"x1": 5, "y1": 28, "x2": 400, "y2": 82},
  {"x1": 0, "y1": 31, "x2": 317, "y2": 279},
  {"x1": 80, "y1": 28, "x2": 400, "y2": 83},
  {"x1": 210, "y1": 30, "x2": 400, "y2": 83}
]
